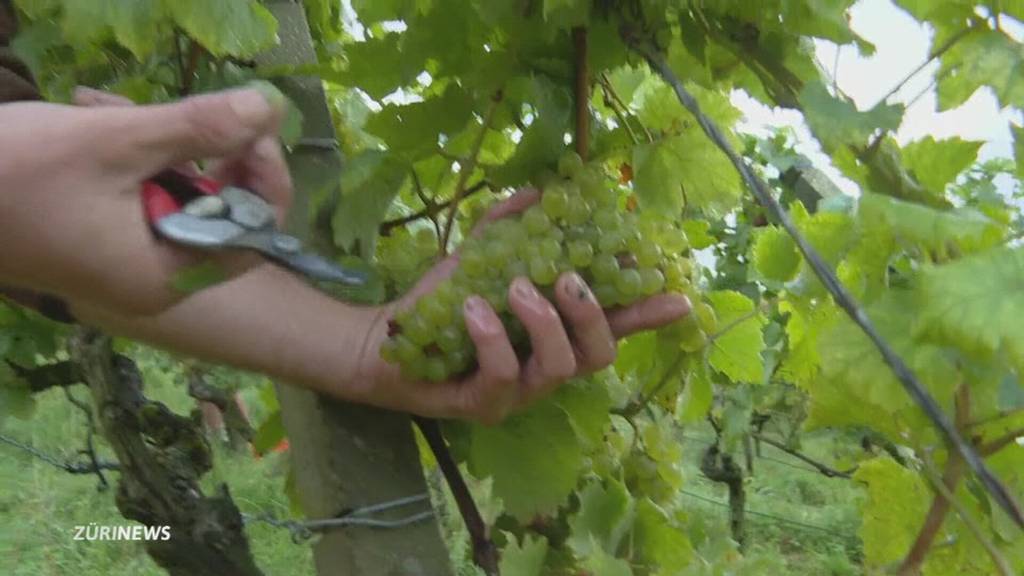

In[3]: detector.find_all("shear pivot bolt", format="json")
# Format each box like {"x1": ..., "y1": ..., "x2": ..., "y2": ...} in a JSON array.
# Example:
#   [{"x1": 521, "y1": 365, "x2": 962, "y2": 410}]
[{"x1": 273, "y1": 235, "x2": 302, "y2": 254}]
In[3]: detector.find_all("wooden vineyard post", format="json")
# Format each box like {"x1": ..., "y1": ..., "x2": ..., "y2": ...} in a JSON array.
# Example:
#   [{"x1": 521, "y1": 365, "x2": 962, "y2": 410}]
[{"x1": 256, "y1": 3, "x2": 455, "y2": 575}]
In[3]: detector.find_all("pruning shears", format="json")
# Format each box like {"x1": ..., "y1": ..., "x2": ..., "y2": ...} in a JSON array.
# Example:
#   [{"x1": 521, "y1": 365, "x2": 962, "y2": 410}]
[{"x1": 142, "y1": 168, "x2": 366, "y2": 286}]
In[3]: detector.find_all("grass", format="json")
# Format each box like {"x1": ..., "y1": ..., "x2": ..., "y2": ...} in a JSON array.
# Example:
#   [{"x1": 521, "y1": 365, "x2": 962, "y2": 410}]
[
  {"x1": 0, "y1": 359, "x2": 313, "y2": 576},
  {"x1": 1, "y1": 356, "x2": 866, "y2": 575}
]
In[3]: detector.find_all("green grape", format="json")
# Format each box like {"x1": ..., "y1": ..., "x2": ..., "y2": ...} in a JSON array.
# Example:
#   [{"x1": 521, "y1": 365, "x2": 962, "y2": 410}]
[
  {"x1": 529, "y1": 257, "x2": 559, "y2": 285},
  {"x1": 639, "y1": 267, "x2": 665, "y2": 295},
  {"x1": 461, "y1": 247, "x2": 487, "y2": 277},
  {"x1": 437, "y1": 326, "x2": 465, "y2": 354},
  {"x1": 695, "y1": 301, "x2": 718, "y2": 334},
  {"x1": 592, "y1": 284, "x2": 617, "y2": 307},
  {"x1": 423, "y1": 357, "x2": 447, "y2": 382},
  {"x1": 598, "y1": 231, "x2": 626, "y2": 254},
  {"x1": 523, "y1": 206, "x2": 551, "y2": 234},
  {"x1": 558, "y1": 151, "x2": 585, "y2": 178},
  {"x1": 403, "y1": 314, "x2": 434, "y2": 346},
  {"x1": 568, "y1": 240, "x2": 594, "y2": 267},
  {"x1": 539, "y1": 237, "x2": 562, "y2": 261},
  {"x1": 615, "y1": 268, "x2": 642, "y2": 298},
  {"x1": 593, "y1": 210, "x2": 622, "y2": 230},
  {"x1": 444, "y1": 349, "x2": 472, "y2": 375},
  {"x1": 379, "y1": 339, "x2": 399, "y2": 363},
  {"x1": 485, "y1": 238, "x2": 515, "y2": 262},
  {"x1": 592, "y1": 254, "x2": 619, "y2": 282},
  {"x1": 504, "y1": 260, "x2": 529, "y2": 281},
  {"x1": 565, "y1": 193, "x2": 592, "y2": 225},
  {"x1": 541, "y1": 185, "x2": 570, "y2": 219},
  {"x1": 393, "y1": 335, "x2": 422, "y2": 364},
  {"x1": 660, "y1": 228, "x2": 690, "y2": 253},
  {"x1": 417, "y1": 295, "x2": 452, "y2": 326},
  {"x1": 636, "y1": 242, "x2": 662, "y2": 267}
]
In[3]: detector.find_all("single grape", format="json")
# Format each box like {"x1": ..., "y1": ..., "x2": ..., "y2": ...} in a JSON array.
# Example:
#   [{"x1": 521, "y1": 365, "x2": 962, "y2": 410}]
[
  {"x1": 592, "y1": 253, "x2": 619, "y2": 282},
  {"x1": 523, "y1": 206, "x2": 551, "y2": 234},
  {"x1": 504, "y1": 260, "x2": 529, "y2": 282},
  {"x1": 639, "y1": 268, "x2": 665, "y2": 295},
  {"x1": 565, "y1": 194, "x2": 592, "y2": 226},
  {"x1": 529, "y1": 257, "x2": 559, "y2": 285},
  {"x1": 558, "y1": 151, "x2": 584, "y2": 178},
  {"x1": 379, "y1": 339, "x2": 399, "y2": 363},
  {"x1": 402, "y1": 314, "x2": 435, "y2": 346},
  {"x1": 615, "y1": 268, "x2": 642, "y2": 298},
  {"x1": 593, "y1": 284, "x2": 618, "y2": 307},
  {"x1": 695, "y1": 301, "x2": 718, "y2": 334},
  {"x1": 568, "y1": 240, "x2": 594, "y2": 267},
  {"x1": 636, "y1": 242, "x2": 663, "y2": 267},
  {"x1": 423, "y1": 357, "x2": 448, "y2": 382},
  {"x1": 437, "y1": 326, "x2": 465, "y2": 354},
  {"x1": 539, "y1": 237, "x2": 562, "y2": 261},
  {"x1": 393, "y1": 335, "x2": 422, "y2": 364},
  {"x1": 541, "y1": 186, "x2": 570, "y2": 219},
  {"x1": 598, "y1": 231, "x2": 627, "y2": 254}
]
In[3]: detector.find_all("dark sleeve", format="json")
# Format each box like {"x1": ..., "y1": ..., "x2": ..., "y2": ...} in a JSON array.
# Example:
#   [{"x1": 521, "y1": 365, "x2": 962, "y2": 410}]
[
  {"x1": 0, "y1": 0, "x2": 41, "y2": 103},
  {"x1": 0, "y1": 1, "x2": 73, "y2": 323}
]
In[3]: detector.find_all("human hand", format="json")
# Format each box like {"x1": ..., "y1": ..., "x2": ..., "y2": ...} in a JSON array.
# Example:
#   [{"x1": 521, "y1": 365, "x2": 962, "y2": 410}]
[
  {"x1": 352, "y1": 190, "x2": 692, "y2": 424},
  {"x1": 0, "y1": 85, "x2": 291, "y2": 316}
]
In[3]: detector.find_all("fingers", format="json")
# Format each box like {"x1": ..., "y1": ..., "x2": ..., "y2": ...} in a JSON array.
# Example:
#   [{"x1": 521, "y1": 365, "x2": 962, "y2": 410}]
[
  {"x1": 456, "y1": 296, "x2": 521, "y2": 424},
  {"x1": 73, "y1": 86, "x2": 134, "y2": 107},
  {"x1": 552, "y1": 272, "x2": 617, "y2": 372},
  {"x1": 507, "y1": 277, "x2": 576, "y2": 403},
  {"x1": 607, "y1": 293, "x2": 692, "y2": 338},
  {"x1": 207, "y1": 136, "x2": 293, "y2": 224},
  {"x1": 93, "y1": 88, "x2": 283, "y2": 175}
]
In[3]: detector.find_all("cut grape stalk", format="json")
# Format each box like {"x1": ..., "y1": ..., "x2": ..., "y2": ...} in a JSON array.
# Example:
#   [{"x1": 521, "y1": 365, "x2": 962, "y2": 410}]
[{"x1": 380, "y1": 152, "x2": 708, "y2": 382}]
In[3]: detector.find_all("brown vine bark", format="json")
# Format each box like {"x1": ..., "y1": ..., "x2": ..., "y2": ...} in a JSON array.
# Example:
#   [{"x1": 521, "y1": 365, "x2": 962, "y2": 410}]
[{"x1": 71, "y1": 327, "x2": 262, "y2": 576}]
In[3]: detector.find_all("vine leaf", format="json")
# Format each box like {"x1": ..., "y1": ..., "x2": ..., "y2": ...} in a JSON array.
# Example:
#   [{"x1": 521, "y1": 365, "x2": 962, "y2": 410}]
[
  {"x1": 580, "y1": 542, "x2": 634, "y2": 576},
  {"x1": 916, "y1": 247, "x2": 1024, "y2": 373},
  {"x1": 552, "y1": 376, "x2": 612, "y2": 448},
  {"x1": 937, "y1": 30, "x2": 1024, "y2": 111},
  {"x1": 467, "y1": 401, "x2": 583, "y2": 521},
  {"x1": 0, "y1": 363, "x2": 35, "y2": 423},
  {"x1": 706, "y1": 291, "x2": 765, "y2": 383},
  {"x1": 632, "y1": 499, "x2": 694, "y2": 572},
  {"x1": 498, "y1": 532, "x2": 548, "y2": 576},
  {"x1": 1014, "y1": 124, "x2": 1024, "y2": 181},
  {"x1": 332, "y1": 150, "x2": 408, "y2": 258},
  {"x1": 567, "y1": 479, "x2": 635, "y2": 558},
  {"x1": 799, "y1": 82, "x2": 904, "y2": 153},
  {"x1": 855, "y1": 457, "x2": 931, "y2": 569},
  {"x1": 365, "y1": 85, "x2": 475, "y2": 160},
  {"x1": 901, "y1": 136, "x2": 983, "y2": 198},
  {"x1": 857, "y1": 193, "x2": 1005, "y2": 256},
  {"x1": 751, "y1": 226, "x2": 800, "y2": 283},
  {"x1": 168, "y1": 0, "x2": 278, "y2": 59}
]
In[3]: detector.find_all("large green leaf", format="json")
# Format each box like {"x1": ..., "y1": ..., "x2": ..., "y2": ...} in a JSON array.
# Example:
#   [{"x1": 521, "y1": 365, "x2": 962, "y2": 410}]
[
  {"x1": 854, "y1": 457, "x2": 931, "y2": 569},
  {"x1": 857, "y1": 193, "x2": 1005, "y2": 256},
  {"x1": 499, "y1": 533, "x2": 548, "y2": 576},
  {"x1": 467, "y1": 401, "x2": 584, "y2": 521},
  {"x1": 332, "y1": 151, "x2": 408, "y2": 258},
  {"x1": 916, "y1": 247, "x2": 1024, "y2": 371},
  {"x1": 937, "y1": 30, "x2": 1024, "y2": 111},
  {"x1": 631, "y1": 499, "x2": 694, "y2": 572},
  {"x1": 799, "y1": 82, "x2": 904, "y2": 152},
  {"x1": 567, "y1": 479, "x2": 635, "y2": 557},
  {"x1": 366, "y1": 85, "x2": 475, "y2": 160},
  {"x1": 901, "y1": 136, "x2": 982, "y2": 198},
  {"x1": 750, "y1": 226, "x2": 800, "y2": 283},
  {"x1": 706, "y1": 291, "x2": 765, "y2": 383},
  {"x1": 168, "y1": 0, "x2": 278, "y2": 58}
]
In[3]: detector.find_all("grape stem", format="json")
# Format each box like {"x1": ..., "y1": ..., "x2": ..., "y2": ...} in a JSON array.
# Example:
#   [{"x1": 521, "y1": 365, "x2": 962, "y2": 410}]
[
  {"x1": 410, "y1": 168, "x2": 444, "y2": 251},
  {"x1": 440, "y1": 92, "x2": 504, "y2": 255},
  {"x1": 598, "y1": 72, "x2": 653, "y2": 143},
  {"x1": 412, "y1": 417, "x2": 500, "y2": 575},
  {"x1": 597, "y1": 73, "x2": 640, "y2": 145},
  {"x1": 751, "y1": 433, "x2": 855, "y2": 479},
  {"x1": 379, "y1": 180, "x2": 492, "y2": 236},
  {"x1": 630, "y1": 34, "x2": 1024, "y2": 530}
]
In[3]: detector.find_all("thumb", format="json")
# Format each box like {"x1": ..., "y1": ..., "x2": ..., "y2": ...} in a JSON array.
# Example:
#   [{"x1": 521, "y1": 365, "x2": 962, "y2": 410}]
[{"x1": 99, "y1": 88, "x2": 283, "y2": 174}]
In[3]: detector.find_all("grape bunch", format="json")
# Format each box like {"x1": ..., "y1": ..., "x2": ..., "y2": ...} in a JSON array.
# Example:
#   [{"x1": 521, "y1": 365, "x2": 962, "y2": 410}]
[{"x1": 379, "y1": 152, "x2": 699, "y2": 382}]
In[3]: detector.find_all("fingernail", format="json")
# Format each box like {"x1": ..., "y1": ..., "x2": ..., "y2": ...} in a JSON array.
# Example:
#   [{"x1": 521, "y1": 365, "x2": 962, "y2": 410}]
[
  {"x1": 230, "y1": 89, "x2": 275, "y2": 125},
  {"x1": 512, "y1": 277, "x2": 540, "y2": 303},
  {"x1": 464, "y1": 296, "x2": 496, "y2": 333},
  {"x1": 570, "y1": 273, "x2": 591, "y2": 301}
]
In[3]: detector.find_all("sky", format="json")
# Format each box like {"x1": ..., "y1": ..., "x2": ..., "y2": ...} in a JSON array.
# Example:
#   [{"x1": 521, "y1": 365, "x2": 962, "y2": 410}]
[
  {"x1": 341, "y1": 0, "x2": 1022, "y2": 194},
  {"x1": 735, "y1": 0, "x2": 1023, "y2": 194}
]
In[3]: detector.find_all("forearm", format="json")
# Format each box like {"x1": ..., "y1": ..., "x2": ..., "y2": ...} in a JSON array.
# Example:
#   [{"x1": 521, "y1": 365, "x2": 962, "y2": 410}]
[{"x1": 69, "y1": 264, "x2": 385, "y2": 402}]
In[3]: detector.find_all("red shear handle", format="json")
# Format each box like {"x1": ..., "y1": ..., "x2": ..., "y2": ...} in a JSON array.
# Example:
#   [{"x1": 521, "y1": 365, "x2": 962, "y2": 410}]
[{"x1": 142, "y1": 170, "x2": 224, "y2": 224}]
